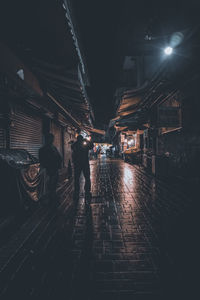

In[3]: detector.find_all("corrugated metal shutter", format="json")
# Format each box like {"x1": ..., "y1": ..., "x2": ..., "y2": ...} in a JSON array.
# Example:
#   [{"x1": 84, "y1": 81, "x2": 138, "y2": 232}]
[
  {"x1": 10, "y1": 108, "x2": 42, "y2": 158},
  {"x1": 0, "y1": 128, "x2": 6, "y2": 148},
  {"x1": 50, "y1": 121, "x2": 62, "y2": 155},
  {"x1": 64, "y1": 130, "x2": 72, "y2": 167}
]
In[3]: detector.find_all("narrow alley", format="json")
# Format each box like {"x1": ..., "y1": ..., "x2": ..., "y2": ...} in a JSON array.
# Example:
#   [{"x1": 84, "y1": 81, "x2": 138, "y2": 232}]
[
  {"x1": 0, "y1": 1, "x2": 200, "y2": 299},
  {"x1": 1, "y1": 157, "x2": 198, "y2": 299}
]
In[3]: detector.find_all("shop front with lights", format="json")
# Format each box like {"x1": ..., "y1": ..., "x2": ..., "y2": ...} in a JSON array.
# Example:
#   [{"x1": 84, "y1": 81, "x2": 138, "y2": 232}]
[
  {"x1": 93, "y1": 143, "x2": 112, "y2": 156},
  {"x1": 120, "y1": 131, "x2": 143, "y2": 163}
]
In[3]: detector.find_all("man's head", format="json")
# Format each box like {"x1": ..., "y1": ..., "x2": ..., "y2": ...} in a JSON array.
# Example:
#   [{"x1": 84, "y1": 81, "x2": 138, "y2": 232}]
[
  {"x1": 45, "y1": 133, "x2": 54, "y2": 145},
  {"x1": 77, "y1": 135, "x2": 83, "y2": 143}
]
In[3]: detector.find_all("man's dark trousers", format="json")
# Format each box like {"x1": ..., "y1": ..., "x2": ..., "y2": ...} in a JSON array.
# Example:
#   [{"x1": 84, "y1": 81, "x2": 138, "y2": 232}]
[
  {"x1": 74, "y1": 162, "x2": 91, "y2": 195},
  {"x1": 47, "y1": 169, "x2": 59, "y2": 201}
]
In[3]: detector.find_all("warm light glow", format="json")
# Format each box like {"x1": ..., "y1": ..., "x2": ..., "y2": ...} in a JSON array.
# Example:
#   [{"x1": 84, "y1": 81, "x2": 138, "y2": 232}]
[
  {"x1": 83, "y1": 141, "x2": 87, "y2": 145},
  {"x1": 123, "y1": 165, "x2": 135, "y2": 192},
  {"x1": 164, "y1": 46, "x2": 173, "y2": 55}
]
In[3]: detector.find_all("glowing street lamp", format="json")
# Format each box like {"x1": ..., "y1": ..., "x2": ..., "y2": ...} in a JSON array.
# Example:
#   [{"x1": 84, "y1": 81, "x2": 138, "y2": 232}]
[{"x1": 164, "y1": 46, "x2": 173, "y2": 55}]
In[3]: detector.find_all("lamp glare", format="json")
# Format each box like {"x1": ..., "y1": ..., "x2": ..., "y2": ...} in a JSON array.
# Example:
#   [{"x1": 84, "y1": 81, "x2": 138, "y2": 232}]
[{"x1": 164, "y1": 46, "x2": 173, "y2": 55}]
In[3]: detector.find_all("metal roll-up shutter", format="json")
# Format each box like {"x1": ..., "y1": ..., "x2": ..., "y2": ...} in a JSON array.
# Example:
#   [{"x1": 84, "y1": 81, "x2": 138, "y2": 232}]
[
  {"x1": 10, "y1": 108, "x2": 42, "y2": 158},
  {"x1": 64, "y1": 130, "x2": 72, "y2": 167},
  {"x1": 51, "y1": 121, "x2": 62, "y2": 155},
  {"x1": 0, "y1": 128, "x2": 6, "y2": 148}
]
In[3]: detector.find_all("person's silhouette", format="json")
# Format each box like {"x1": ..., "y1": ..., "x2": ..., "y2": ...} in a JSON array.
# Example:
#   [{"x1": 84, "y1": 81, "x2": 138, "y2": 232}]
[
  {"x1": 71, "y1": 135, "x2": 93, "y2": 199},
  {"x1": 39, "y1": 133, "x2": 62, "y2": 202}
]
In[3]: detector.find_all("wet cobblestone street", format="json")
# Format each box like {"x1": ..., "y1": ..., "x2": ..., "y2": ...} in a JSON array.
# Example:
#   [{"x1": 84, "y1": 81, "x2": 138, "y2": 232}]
[
  {"x1": 1, "y1": 157, "x2": 199, "y2": 299},
  {"x1": 1, "y1": 2, "x2": 200, "y2": 299},
  {"x1": 66, "y1": 157, "x2": 199, "y2": 300}
]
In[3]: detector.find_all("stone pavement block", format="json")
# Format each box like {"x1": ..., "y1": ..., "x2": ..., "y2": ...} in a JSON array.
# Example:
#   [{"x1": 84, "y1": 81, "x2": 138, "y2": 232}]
[
  {"x1": 94, "y1": 290, "x2": 120, "y2": 300},
  {"x1": 113, "y1": 260, "x2": 156, "y2": 272},
  {"x1": 119, "y1": 290, "x2": 161, "y2": 300},
  {"x1": 93, "y1": 260, "x2": 114, "y2": 272},
  {"x1": 101, "y1": 253, "x2": 124, "y2": 260}
]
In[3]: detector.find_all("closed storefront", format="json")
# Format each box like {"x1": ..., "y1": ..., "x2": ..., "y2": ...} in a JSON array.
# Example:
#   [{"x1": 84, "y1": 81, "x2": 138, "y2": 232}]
[
  {"x1": 50, "y1": 121, "x2": 62, "y2": 155},
  {"x1": 10, "y1": 106, "x2": 43, "y2": 158},
  {"x1": 0, "y1": 128, "x2": 6, "y2": 148},
  {"x1": 0, "y1": 104, "x2": 9, "y2": 149}
]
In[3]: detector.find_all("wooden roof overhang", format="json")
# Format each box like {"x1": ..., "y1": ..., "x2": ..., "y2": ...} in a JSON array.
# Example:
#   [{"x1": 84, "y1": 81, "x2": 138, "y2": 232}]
[
  {"x1": 0, "y1": 0, "x2": 94, "y2": 129},
  {"x1": 116, "y1": 83, "x2": 148, "y2": 118},
  {"x1": 33, "y1": 61, "x2": 93, "y2": 127}
]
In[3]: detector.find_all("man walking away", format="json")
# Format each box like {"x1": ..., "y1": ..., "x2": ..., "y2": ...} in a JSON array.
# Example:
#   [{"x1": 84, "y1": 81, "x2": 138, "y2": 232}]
[
  {"x1": 39, "y1": 133, "x2": 62, "y2": 203},
  {"x1": 71, "y1": 135, "x2": 93, "y2": 200}
]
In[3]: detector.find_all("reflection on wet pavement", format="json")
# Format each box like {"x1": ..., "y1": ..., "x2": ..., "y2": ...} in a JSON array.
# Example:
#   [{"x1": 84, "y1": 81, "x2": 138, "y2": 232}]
[{"x1": 68, "y1": 157, "x2": 196, "y2": 299}]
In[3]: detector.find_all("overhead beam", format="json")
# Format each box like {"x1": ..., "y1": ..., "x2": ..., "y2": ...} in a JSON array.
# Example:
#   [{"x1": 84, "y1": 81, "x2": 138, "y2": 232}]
[{"x1": 47, "y1": 92, "x2": 80, "y2": 128}]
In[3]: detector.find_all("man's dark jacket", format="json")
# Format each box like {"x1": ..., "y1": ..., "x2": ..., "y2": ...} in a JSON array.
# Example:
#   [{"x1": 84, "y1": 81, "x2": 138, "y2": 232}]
[
  {"x1": 39, "y1": 144, "x2": 62, "y2": 175},
  {"x1": 72, "y1": 139, "x2": 93, "y2": 167}
]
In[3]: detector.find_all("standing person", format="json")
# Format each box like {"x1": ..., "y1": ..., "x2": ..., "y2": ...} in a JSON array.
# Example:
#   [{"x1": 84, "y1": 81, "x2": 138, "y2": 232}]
[
  {"x1": 71, "y1": 135, "x2": 93, "y2": 199},
  {"x1": 39, "y1": 133, "x2": 62, "y2": 202}
]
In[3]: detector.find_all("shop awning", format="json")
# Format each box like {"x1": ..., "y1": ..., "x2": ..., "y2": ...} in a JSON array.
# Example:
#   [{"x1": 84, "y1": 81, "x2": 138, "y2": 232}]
[
  {"x1": 33, "y1": 60, "x2": 94, "y2": 127},
  {"x1": 117, "y1": 96, "x2": 141, "y2": 116},
  {"x1": 84, "y1": 127, "x2": 105, "y2": 135},
  {"x1": 115, "y1": 109, "x2": 148, "y2": 129},
  {"x1": 116, "y1": 83, "x2": 148, "y2": 117}
]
